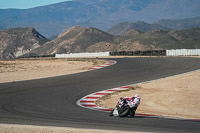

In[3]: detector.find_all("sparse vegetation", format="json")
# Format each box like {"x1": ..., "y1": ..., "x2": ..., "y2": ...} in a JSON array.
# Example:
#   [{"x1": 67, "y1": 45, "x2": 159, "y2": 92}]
[
  {"x1": 26, "y1": 27, "x2": 200, "y2": 57},
  {"x1": 1, "y1": 26, "x2": 200, "y2": 59}
]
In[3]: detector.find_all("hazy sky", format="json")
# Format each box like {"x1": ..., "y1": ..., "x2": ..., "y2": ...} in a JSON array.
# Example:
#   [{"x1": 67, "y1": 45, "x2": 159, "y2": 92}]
[{"x1": 0, "y1": 0, "x2": 72, "y2": 9}]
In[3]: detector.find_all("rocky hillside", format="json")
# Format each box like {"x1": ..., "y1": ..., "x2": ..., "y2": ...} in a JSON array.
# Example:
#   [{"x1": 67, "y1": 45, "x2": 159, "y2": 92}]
[
  {"x1": 120, "y1": 28, "x2": 200, "y2": 50},
  {"x1": 109, "y1": 17, "x2": 200, "y2": 35},
  {"x1": 1, "y1": 0, "x2": 200, "y2": 38},
  {"x1": 0, "y1": 27, "x2": 49, "y2": 59},
  {"x1": 26, "y1": 26, "x2": 200, "y2": 57},
  {"x1": 154, "y1": 17, "x2": 200, "y2": 30},
  {"x1": 26, "y1": 26, "x2": 116, "y2": 56},
  {"x1": 107, "y1": 21, "x2": 169, "y2": 35},
  {"x1": 2, "y1": 26, "x2": 200, "y2": 59}
]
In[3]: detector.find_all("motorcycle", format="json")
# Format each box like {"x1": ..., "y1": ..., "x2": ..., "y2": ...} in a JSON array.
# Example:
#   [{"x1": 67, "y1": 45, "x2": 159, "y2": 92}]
[{"x1": 109, "y1": 98, "x2": 137, "y2": 117}]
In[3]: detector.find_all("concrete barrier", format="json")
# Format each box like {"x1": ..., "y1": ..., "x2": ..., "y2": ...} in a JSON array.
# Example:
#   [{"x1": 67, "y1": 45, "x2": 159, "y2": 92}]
[
  {"x1": 56, "y1": 49, "x2": 200, "y2": 58},
  {"x1": 55, "y1": 52, "x2": 110, "y2": 58},
  {"x1": 166, "y1": 49, "x2": 200, "y2": 56}
]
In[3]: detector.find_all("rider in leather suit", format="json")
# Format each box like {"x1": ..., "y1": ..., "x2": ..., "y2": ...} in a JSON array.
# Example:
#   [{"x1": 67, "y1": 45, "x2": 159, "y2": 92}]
[{"x1": 110, "y1": 94, "x2": 141, "y2": 117}]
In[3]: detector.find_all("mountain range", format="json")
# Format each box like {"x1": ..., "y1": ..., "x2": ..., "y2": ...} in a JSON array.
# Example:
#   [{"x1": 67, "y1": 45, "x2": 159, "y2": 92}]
[
  {"x1": 2, "y1": 25, "x2": 199, "y2": 59},
  {"x1": 107, "y1": 17, "x2": 200, "y2": 35},
  {"x1": 0, "y1": 0, "x2": 200, "y2": 38},
  {"x1": 107, "y1": 21, "x2": 169, "y2": 35}
]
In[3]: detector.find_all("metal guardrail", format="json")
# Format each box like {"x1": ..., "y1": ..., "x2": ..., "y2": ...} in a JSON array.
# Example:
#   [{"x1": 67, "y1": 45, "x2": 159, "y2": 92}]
[
  {"x1": 110, "y1": 50, "x2": 166, "y2": 56},
  {"x1": 19, "y1": 54, "x2": 55, "y2": 59}
]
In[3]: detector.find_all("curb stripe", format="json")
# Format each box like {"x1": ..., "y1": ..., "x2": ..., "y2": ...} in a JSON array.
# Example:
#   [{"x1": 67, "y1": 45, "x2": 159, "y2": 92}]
[
  {"x1": 90, "y1": 68, "x2": 97, "y2": 70},
  {"x1": 94, "y1": 93, "x2": 109, "y2": 95},
  {"x1": 99, "y1": 109, "x2": 113, "y2": 112},
  {"x1": 107, "y1": 90, "x2": 118, "y2": 92},
  {"x1": 82, "y1": 104, "x2": 97, "y2": 107},
  {"x1": 89, "y1": 60, "x2": 116, "y2": 70},
  {"x1": 92, "y1": 67, "x2": 104, "y2": 69},
  {"x1": 77, "y1": 84, "x2": 200, "y2": 121},
  {"x1": 85, "y1": 97, "x2": 100, "y2": 99},
  {"x1": 77, "y1": 59, "x2": 200, "y2": 121},
  {"x1": 77, "y1": 85, "x2": 175, "y2": 119},
  {"x1": 120, "y1": 86, "x2": 131, "y2": 88},
  {"x1": 136, "y1": 113, "x2": 159, "y2": 117},
  {"x1": 80, "y1": 101, "x2": 95, "y2": 103},
  {"x1": 99, "y1": 65, "x2": 109, "y2": 67},
  {"x1": 97, "y1": 65, "x2": 105, "y2": 67}
]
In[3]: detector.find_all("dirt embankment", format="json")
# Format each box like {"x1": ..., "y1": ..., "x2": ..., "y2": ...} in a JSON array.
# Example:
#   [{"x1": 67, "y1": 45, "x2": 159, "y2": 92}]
[{"x1": 97, "y1": 70, "x2": 200, "y2": 119}]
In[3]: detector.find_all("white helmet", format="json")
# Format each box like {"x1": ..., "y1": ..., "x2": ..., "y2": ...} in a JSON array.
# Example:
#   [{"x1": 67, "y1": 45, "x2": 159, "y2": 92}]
[{"x1": 134, "y1": 94, "x2": 139, "y2": 98}]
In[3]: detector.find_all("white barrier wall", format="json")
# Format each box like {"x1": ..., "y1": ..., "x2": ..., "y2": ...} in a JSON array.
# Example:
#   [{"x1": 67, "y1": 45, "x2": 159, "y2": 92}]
[
  {"x1": 166, "y1": 49, "x2": 200, "y2": 56},
  {"x1": 55, "y1": 52, "x2": 110, "y2": 58}
]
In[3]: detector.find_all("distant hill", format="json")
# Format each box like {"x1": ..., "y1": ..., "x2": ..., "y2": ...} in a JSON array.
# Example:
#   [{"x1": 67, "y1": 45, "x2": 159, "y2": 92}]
[
  {"x1": 107, "y1": 21, "x2": 169, "y2": 35},
  {"x1": 119, "y1": 29, "x2": 143, "y2": 37},
  {"x1": 154, "y1": 17, "x2": 200, "y2": 30},
  {"x1": 26, "y1": 26, "x2": 200, "y2": 57},
  {"x1": 26, "y1": 26, "x2": 116, "y2": 56},
  {"x1": 0, "y1": 27, "x2": 49, "y2": 59},
  {"x1": 120, "y1": 28, "x2": 200, "y2": 50},
  {"x1": 2, "y1": 26, "x2": 200, "y2": 59},
  {"x1": 108, "y1": 17, "x2": 200, "y2": 35},
  {"x1": 26, "y1": 26, "x2": 153, "y2": 56},
  {"x1": 0, "y1": 0, "x2": 200, "y2": 38},
  {"x1": 168, "y1": 28, "x2": 200, "y2": 48}
]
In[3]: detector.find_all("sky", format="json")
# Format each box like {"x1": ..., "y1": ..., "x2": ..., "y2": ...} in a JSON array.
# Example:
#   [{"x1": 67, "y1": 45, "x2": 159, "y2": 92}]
[{"x1": 0, "y1": 0, "x2": 72, "y2": 9}]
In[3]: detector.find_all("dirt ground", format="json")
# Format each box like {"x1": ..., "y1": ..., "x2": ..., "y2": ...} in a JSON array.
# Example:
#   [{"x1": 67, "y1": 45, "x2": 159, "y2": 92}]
[
  {"x1": 0, "y1": 58, "x2": 104, "y2": 83},
  {"x1": 97, "y1": 70, "x2": 200, "y2": 119},
  {"x1": 0, "y1": 124, "x2": 141, "y2": 133},
  {"x1": 1, "y1": 57, "x2": 200, "y2": 132}
]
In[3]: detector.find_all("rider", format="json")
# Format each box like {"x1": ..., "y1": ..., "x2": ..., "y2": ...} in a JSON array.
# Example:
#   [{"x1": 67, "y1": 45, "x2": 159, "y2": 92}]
[
  {"x1": 110, "y1": 94, "x2": 141, "y2": 117},
  {"x1": 121, "y1": 94, "x2": 141, "y2": 117}
]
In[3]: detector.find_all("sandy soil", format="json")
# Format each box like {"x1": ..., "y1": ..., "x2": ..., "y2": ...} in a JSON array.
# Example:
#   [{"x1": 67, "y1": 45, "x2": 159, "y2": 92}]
[
  {"x1": 0, "y1": 58, "x2": 121, "y2": 133},
  {"x1": 0, "y1": 124, "x2": 141, "y2": 133},
  {"x1": 0, "y1": 58, "x2": 104, "y2": 83},
  {"x1": 97, "y1": 69, "x2": 200, "y2": 119},
  {"x1": 1, "y1": 57, "x2": 200, "y2": 132}
]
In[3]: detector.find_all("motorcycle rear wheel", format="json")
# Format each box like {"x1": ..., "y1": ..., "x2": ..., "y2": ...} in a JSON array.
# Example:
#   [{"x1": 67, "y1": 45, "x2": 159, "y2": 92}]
[{"x1": 118, "y1": 105, "x2": 130, "y2": 117}]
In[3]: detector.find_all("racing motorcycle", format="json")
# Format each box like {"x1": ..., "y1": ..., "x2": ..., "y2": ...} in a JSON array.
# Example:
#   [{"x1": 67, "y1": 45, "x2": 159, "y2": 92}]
[{"x1": 109, "y1": 98, "x2": 136, "y2": 117}]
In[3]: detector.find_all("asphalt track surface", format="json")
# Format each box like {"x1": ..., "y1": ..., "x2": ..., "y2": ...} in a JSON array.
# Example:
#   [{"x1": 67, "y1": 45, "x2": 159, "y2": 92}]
[{"x1": 1, "y1": 57, "x2": 200, "y2": 132}]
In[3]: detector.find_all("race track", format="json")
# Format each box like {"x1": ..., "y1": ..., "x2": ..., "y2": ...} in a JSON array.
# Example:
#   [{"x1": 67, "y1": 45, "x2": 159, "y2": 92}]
[{"x1": 0, "y1": 57, "x2": 200, "y2": 133}]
